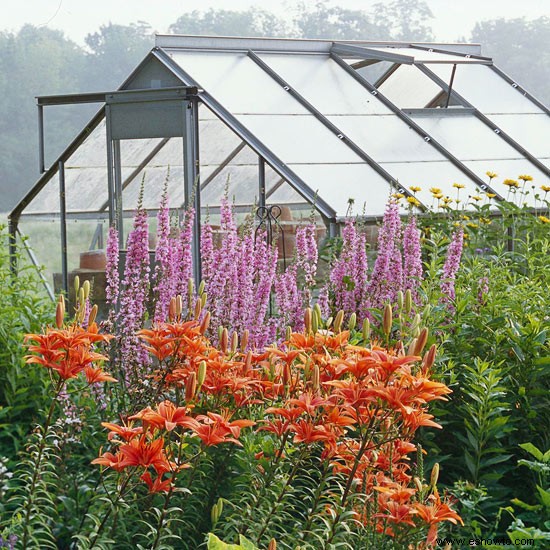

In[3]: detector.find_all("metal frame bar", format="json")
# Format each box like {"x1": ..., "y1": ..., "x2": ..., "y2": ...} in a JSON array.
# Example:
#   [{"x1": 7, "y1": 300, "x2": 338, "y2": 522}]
[
  {"x1": 266, "y1": 177, "x2": 285, "y2": 200},
  {"x1": 259, "y1": 157, "x2": 266, "y2": 209},
  {"x1": 330, "y1": 52, "x2": 503, "y2": 197},
  {"x1": 374, "y1": 63, "x2": 400, "y2": 88},
  {"x1": 197, "y1": 142, "x2": 246, "y2": 195},
  {"x1": 444, "y1": 64, "x2": 458, "y2": 109},
  {"x1": 58, "y1": 160, "x2": 69, "y2": 297},
  {"x1": 417, "y1": 64, "x2": 550, "y2": 178},
  {"x1": 331, "y1": 43, "x2": 414, "y2": 64},
  {"x1": 152, "y1": 47, "x2": 337, "y2": 221},
  {"x1": 409, "y1": 44, "x2": 493, "y2": 63},
  {"x1": 246, "y1": 49, "x2": 425, "y2": 209},
  {"x1": 113, "y1": 139, "x2": 124, "y2": 241},
  {"x1": 488, "y1": 64, "x2": 550, "y2": 116},
  {"x1": 38, "y1": 104, "x2": 45, "y2": 173},
  {"x1": 105, "y1": 104, "x2": 116, "y2": 229}
]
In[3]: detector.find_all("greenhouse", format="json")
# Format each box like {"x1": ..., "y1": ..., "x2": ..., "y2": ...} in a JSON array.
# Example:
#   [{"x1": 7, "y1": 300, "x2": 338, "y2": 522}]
[{"x1": 8, "y1": 34, "x2": 550, "y2": 301}]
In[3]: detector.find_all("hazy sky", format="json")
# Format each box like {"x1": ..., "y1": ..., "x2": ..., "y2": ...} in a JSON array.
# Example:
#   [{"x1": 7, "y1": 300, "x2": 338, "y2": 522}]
[{"x1": 3, "y1": 0, "x2": 549, "y2": 44}]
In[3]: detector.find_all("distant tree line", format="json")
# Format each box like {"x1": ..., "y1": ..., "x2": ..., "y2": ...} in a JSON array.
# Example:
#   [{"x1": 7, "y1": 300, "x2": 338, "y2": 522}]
[{"x1": 0, "y1": 0, "x2": 548, "y2": 211}]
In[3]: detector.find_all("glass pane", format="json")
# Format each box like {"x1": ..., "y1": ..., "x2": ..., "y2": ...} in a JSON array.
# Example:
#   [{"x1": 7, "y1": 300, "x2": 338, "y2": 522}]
[
  {"x1": 23, "y1": 175, "x2": 60, "y2": 215},
  {"x1": 257, "y1": 53, "x2": 392, "y2": 115},
  {"x1": 489, "y1": 114, "x2": 550, "y2": 162},
  {"x1": 288, "y1": 163, "x2": 394, "y2": 217},
  {"x1": 169, "y1": 50, "x2": 310, "y2": 115},
  {"x1": 378, "y1": 64, "x2": 443, "y2": 108},
  {"x1": 428, "y1": 64, "x2": 544, "y2": 114},
  {"x1": 368, "y1": 46, "x2": 482, "y2": 63},
  {"x1": 355, "y1": 61, "x2": 394, "y2": 86}
]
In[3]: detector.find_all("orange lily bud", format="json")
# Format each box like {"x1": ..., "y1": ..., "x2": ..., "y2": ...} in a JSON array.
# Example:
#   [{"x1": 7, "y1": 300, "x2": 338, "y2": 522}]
[
  {"x1": 407, "y1": 338, "x2": 417, "y2": 356},
  {"x1": 185, "y1": 372, "x2": 197, "y2": 401},
  {"x1": 422, "y1": 344, "x2": 437, "y2": 372},
  {"x1": 348, "y1": 312, "x2": 356, "y2": 331},
  {"x1": 231, "y1": 331, "x2": 238, "y2": 353},
  {"x1": 200, "y1": 311, "x2": 211, "y2": 334},
  {"x1": 220, "y1": 328, "x2": 229, "y2": 353},
  {"x1": 55, "y1": 300, "x2": 65, "y2": 328},
  {"x1": 176, "y1": 295, "x2": 183, "y2": 319},
  {"x1": 304, "y1": 308, "x2": 312, "y2": 333},
  {"x1": 88, "y1": 304, "x2": 98, "y2": 326},
  {"x1": 312, "y1": 364, "x2": 320, "y2": 392},
  {"x1": 197, "y1": 360, "x2": 207, "y2": 387},
  {"x1": 430, "y1": 463, "x2": 440, "y2": 488},
  {"x1": 268, "y1": 539, "x2": 277, "y2": 550},
  {"x1": 168, "y1": 297, "x2": 177, "y2": 321},
  {"x1": 241, "y1": 329, "x2": 249, "y2": 352},
  {"x1": 362, "y1": 318, "x2": 370, "y2": 342},
  {"x1": 194, "y1": 297, "x2": 202, "y2": 320},
  {"x1": 405, "y1": 289, "x2": 413, "y2": 314},
  {"x1": 334, "y1": 310, "x2": 344, "y2": 333},
  {"x1": 383, "y1": 304, "x2": 393, "y2": 336},
  {"x1": 414, "y1": 327, "x2": 429, "y2": 355}
]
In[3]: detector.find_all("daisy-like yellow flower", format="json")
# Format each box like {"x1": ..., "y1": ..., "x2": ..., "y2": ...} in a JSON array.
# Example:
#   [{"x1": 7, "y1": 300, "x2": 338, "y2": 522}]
[
  {"x1": 392, "y1": 192, "x2": 405, "y2": 199},
  {"x1": 462, "y1": 215, "x2": 471, "y2": 220},
  {"x1": 518, "y1": 174, "x2": 533, "y2": 182},
  {"x1": 429, "y1": 187, "x2": 441, "y2": 195},
  {"x1": 407, "y1": 196, "x2": 421, "y2": 207},
  {"x1": 467, "y1": 222, "x2": 479, "y2": 229},
  {"x1": 503, "y1": 179, "x2": 519, "y2": 188},
  {"x1": 409, "y1": 186, "x2": 422, "y2": 193},
  {"x1": 433, "y1": 192, "x2": 443, "y2": 199},
  {"x1": 539, "y1": 216, "x2": 550, "y2": 224},
  {"x1": 442, "y1": 197, "x2": 452, "y2": 205},
  {"x1": 486, "y1": 171, "x2": 498, "y2": 179},
  {"x1": 541, "y1": 185, "x2": 550, "y2": 192},
  {"x1": 480, "y1": 217, "x2": 492, "y2": 225},
  {"x1": 471, "y1": 196, "x2": 483, "y2": 202},
  {"x1": 485, "y1": 192, "x2": 497, "y2": 198},
  {"x1": 453, "y1": 183, "x2": 465, "y2": 189}
]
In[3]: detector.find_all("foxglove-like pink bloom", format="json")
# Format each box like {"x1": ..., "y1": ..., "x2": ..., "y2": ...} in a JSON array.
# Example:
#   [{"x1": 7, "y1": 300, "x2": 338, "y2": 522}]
[
  {"x1": 153, "y1": 193, "x2": 174, "y2": 322},
  {"x1": 440, "y1": 226, "x2": 464, "y2": 307},
  {"x1": 105, "y1": 226, "x2": 119, "y2": 306},
  {"x1": 403, "y1": 215, "x2": 423, "y2": 305}
]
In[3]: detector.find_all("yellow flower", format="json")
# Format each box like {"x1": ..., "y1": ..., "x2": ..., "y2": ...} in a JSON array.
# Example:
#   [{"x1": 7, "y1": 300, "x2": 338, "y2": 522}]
[
  {"x1": 518, "y1": 174, "x2": 533, "y2": 182},
  {"x1": 429, "y1": 187, "x2": 441, "y2": 195},
  {"x1": 433, "y1": 193, "x2": 443, "y2": 199},
  {"x1": 485, "y1": 192, "x2": 497, "y2": 198},
  {"x1": 471, "y1": 196, "x2": 483, "y2": 202},
  {"x1": 539, "y1": 216, "x2": 550, "y2": 224},
  {"x1": 467, "y1": 223, "x2": 479, "y2": 229},
  {"x1": 541, "y1": 185, "x2": 550, "y2": 192},
  {"x1": 486, "y1": 171, "x2": 498, "y2": 179},
  {"x1": 442, "y1": 197, "x2": 452, "y2": 205},
  {"x1": 453, "y1": 183, "x2": 465, "y2": 189},
  {"x1": 462, "y1": 215, "x2": 471, "y2": 220},
  {"x1": 407, "y1": 196, "x2": 421, "y2": 207},
  {"x1": 409, "y1": 186, "x2": 422, "y2": 193},
  {"x1": 480, "y1": 217, "x2": 492, "y2": 225},
  {"x1": 503, "y1": 179, "x2": 519, "y2": 188},
  {"x1": 392, "y1": 193, "x2": 405, "y2": 199}
]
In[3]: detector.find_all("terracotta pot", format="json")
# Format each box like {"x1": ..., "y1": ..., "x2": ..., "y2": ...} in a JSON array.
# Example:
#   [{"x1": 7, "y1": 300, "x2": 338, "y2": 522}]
[{"x1": 80, "y1": 250, "x2": 107, "y2": 270}]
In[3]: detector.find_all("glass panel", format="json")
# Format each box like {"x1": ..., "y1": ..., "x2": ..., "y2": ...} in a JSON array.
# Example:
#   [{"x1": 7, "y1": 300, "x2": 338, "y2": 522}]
[
  {"x1": 23, "y1": 175, "x2": 60, "y2": 215},
  {"x1": 169, "y1": 50, "x2": 310, "y2": 114},
  {"x1": 354, "y1": 61, "x2": 394, "y2": 86},
  {"x1": 288, "y1": 163, "x2": 394, "y2": 217},
  {"x1": 489, "y1": 114, "x2": 550, "y2": 162},
  {"x1": 368, "y1": 47, "x2": 481, "y2": 63},
  {"x1": 408, "y1": 113, "x2": 522, "y2": 160},
  {"x1": 378, "y1": 64, "x2": 443, "y2": 108},
  {"x1": 235, "y1": 114, "x2": 362, "y2": 164},
  {"x1": 257, "y1": 53, "x2": 392, "y2": 115},
  {"x1": 330, "y1": 114, "x2": 442, "y2": 162},
  {"x1": 379, "y1": 161, "x2": 483, "y2": 207},
  {"x1": 428, "y1": 64, "x2": 544, "y2": 114}
]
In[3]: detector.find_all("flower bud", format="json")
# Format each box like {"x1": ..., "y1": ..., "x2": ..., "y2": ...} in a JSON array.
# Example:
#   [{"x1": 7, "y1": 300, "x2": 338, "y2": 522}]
[
  {"x1": 194, "y1": 297, "x2": 202, "y2": 320},
  {"x1": 430, "y1": 463, "x2": 440, "y2": 488},
  {"x1": 241, "y1": 329, "x2": 249, "y2": 352},
  {"x1": 397, "y1": 290, "x2": 404, "y2": 311},
  {"x1": 168, "y1": 297, "x2": 177, "y2": 321},
  {"x1": 285, "y1": 326, "x2": 292, "y2": 342},
  {"x1": 414, "y1": 327, "x2": 429, "y2": 355},
  {"x1": 334, "y1": 310, "x2": 344, "y2": 333},
  {"x1": 220, "y1": 328, "x2": 229, "y2": 354},
  {"x1": 304, "y1": 308, "x2": 312, "y2": 333},
  {"x1": 268, "y1": 539, "x2": 277, "y2": 550},
  {"x1": 197, "y1": 360, "x2": 207, "y2": 387},
  {"x1": 218, "y1": 325, "x2": 224, "y2": 340},
  {"x1": 326, "y1": 316, "x2": 333, "y2": 329},
  {"x1": 311, "y1": 308, "x2": 319, "y2": 334},
  {"x1": 198, "y1": 280, "x2": 205, "y2": 296},
  {"x1": 348, "y1": 312, "x2": 356, "y2": 331},
  {"x1": 82, "y1": 280, "x2": 90, "y2": 300},
  {"x1": 245, "y1": 350, "x2": 252, "y2": 371},
  {"x1": 413, "y1": 476, "x2": 423, "y2": 494},
  {"x1": 176, "y1": 295, "x2": 183, "y2": 318},
  {"x1": 74, "y1": 275, "x2": 80, "y2": 298},
  {"x1": 362, "y1": 318, "x2": 370, "y2": 342},
  {"x1": 88, "y1": 304, "x2": 98, "y2": 326},
  {"x1": 185, "y1": 372, "x2": 197, "y2": 401},
  {"x1": 283, "y1": 363, "x2": 291, "y2": 385},
  {"x1": 55, "y1": 300, "x2": 65, "y2": 328},
  {"x1": 200, "y1": 311, "x2": 210, "y2": 334},
  {"x1": 201, "y1": 292, "x2": 207, "y2": 308},
  {"x1": 407, "y1": 338, "x2": 417, "y2": 356},
  {"x1": 422, "y1": 344, "x2": 437, "y2": 373},
  {"x1": 314, "y1": 303, "x2": 322, "y2": 322},
  {"x1": 405, "y1": 289, "x2": 413, "y2": 314},
  {"x1": 187, "y1": 277, "x2": 194, "y2": 297},
  {"x1": 383, "y1": 304, "x2": 393, "y2": 337},
  {"x1": 231, "y1": 331, "x2": 239, "y2": 353},
  {"x1": 312, "y1": 364, "x2": 320, "y2": 392}
]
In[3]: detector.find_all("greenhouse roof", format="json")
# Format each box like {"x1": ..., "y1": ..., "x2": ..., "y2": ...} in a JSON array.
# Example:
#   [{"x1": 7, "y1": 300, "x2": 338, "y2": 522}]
[{"x1": 12, "y1": 34, "x2": 550, "y2": 224}]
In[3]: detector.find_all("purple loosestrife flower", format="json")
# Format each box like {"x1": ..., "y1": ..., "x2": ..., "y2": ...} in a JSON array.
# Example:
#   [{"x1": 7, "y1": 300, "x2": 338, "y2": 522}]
[
  {"x1": 366, "y1": 200, "x2": 403, "y2": 310},
  {"x1": 402, "y1": 215, "x2": 423, "y2": 304},
  {"x1": 153, "y1": 192, "x2": 174, "y2": 322},
  {"x1": 440, "y1": 226, "x2": 464, "y2": 307},
  {"x1": 275, "y1": 264, "x2": 304, "y2": 334},
  {"x1": 105, "y1": 226, "x2": 119, "y2": 306},
  {"x1": 117, "y1": 207, "x2": 151, "y2": 379},
  {"x1": 477, "y1": 276, "x2": 489, "y2": 306},
  {"x1": 295, "y1": 223, "x2": 319, "y2": 304},
  {"x1": 327, "y1": 218, "x2": 368, "y2": 321},
  {"x1": 174, "y1": 207, "x2": 195, "y2": 299}
]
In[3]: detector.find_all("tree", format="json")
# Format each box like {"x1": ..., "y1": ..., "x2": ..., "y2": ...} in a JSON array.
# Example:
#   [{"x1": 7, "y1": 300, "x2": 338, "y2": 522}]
[
  {"x1": 293, "y1": 1, "x2": 391, "y2": 40},
  {"x1": 373, "y1": 0, "x2": 434, "y2": 41},
  {"x1": 169, "y1": 8, "x2": 291, "y2": 38},
  {"x1": 470, "y1": 17, "x2": 550, "y2": 106}
]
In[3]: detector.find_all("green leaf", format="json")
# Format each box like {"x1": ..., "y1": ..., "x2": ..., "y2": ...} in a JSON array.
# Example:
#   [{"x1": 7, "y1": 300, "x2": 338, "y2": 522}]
[
  {"x1": 207, "y1": 533, "x2": 252, "y2": 550},
  {"x1": 519, "y1": 442, "x2": 544, "y2": 461},
  {"x1": 238, "y1": 535, "x2": 260, "y2": 550}
]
